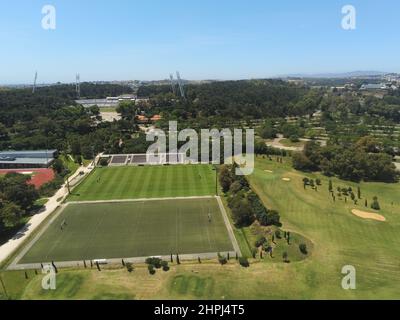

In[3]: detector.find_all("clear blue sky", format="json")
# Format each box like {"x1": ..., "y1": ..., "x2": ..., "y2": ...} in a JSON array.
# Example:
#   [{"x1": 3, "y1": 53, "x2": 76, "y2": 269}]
[{"x1": 0, "y1": 0, "x2": 399, "y2": 83}]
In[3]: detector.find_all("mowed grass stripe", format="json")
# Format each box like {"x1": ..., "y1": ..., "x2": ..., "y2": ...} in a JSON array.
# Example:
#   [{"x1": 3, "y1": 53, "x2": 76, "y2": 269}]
[
  {"x1": 131, "y1": 167, "x2": 146, "y2": 197},
  {"x1": 68, "y1": 165, "x2": 215, "y2": 201}
]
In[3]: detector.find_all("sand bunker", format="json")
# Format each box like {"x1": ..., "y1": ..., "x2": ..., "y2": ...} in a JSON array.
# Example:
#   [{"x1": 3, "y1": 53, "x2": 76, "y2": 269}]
[
  {"x1": 282, "y1": 178, "x2": 291, "y2": 182},
  {"x1": 264, "y1": 170, "x2": 273, "y2": 173},
  {"x1": 351, "y1": 209, "x2": 386, "y2": 222}
]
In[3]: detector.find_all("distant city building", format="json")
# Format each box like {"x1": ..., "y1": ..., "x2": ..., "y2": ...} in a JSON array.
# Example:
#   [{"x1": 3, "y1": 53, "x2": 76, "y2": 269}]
[
  {"x1": 0, "y1": 150, "x2": 58, "y2": 169},
  {"x1": 360, "y1": 83, "x2": 388, "y2": 90},
  {"x1": 77, "y1": 94, "x2": 138, "y2": 108}
]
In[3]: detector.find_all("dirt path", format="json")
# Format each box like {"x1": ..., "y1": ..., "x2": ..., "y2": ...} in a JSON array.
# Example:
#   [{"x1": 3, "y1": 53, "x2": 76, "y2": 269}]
[{"x1": 266, "y1": 134, "x2": 327, "y2": 151}]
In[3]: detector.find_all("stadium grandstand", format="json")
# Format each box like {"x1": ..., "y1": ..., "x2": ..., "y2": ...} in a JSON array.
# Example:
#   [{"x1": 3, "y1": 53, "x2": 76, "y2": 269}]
[
  {"x1": 102, "y1": 153, "x2": 187, "y2": 166},
  {"x1": 0, "y1": 150, "x2": 58, "y2": 169}
]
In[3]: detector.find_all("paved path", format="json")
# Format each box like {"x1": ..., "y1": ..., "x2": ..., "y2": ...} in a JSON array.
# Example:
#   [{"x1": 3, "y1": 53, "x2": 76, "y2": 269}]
[
  {"x1": 8, "y1": 251, "x2": 238, "y2": 271},
  {"x1": 0, "y1": 156, "x2": 100, "y2": 265}
]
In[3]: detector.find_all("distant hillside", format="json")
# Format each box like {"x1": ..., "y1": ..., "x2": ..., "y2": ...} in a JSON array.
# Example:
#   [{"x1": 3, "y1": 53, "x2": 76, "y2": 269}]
[{"x1": 280, "y1": 71, "x2": 387, "y2": 79}]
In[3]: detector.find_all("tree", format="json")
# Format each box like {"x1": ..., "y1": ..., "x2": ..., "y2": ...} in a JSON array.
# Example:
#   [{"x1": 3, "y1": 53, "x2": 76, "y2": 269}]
[
  {"x1": 303, "y1": 177, "x2": 309, "y2": 188},
  {"x1": 0, "y1": 173, "x2": 39, "y2": 210},
  {"x1": 99, "y1": 158, "x2": 109, "y2": 166},
  {"x1": 261, "y1": 210, "x2": 281, "y2": 227},
  {"x1": 231, "y1": 198, "x2": 255, "y2": 227},
  {"x1": 292, "y1": 153, "x2": 314, "y2": 171},
  {"x1": 145, "y1": 257, "x2": 162, "y2": 268},
  {"x1": 126, "y1": 263, "x2": 134, "y2": 273},
  {"x1": 0, "y1": 201, "x2": 22, "y2": 227},
  {"x1": 160, "y1": 261, "x2": 169, "y2": 272},
  {"x1": 218, "y1": 253, "x2": 228, "y2": 265},
  {"x1": 357, "y1": 186, "x2": 361, "y2": 199},
  {"x1": 148, "y1": 264, "x2": 156, "y2": 275},
  {"x1": 219, "y1": 165, "x2": 233, "y2": 193},
  {"x1": 229, "y1": 181, "x2": 243, "y2": 194},
  {"x1": 52, "y1": 158, "x2": 66, "y2": 175},
  {"x1": 255, "y1": 236, "x2": 267, "y2": 248},
  {"x1": 371, "y1": 196, "x2": 381, "y2": 211},
  {"x1": 238, "y1": 257, "x2": 250, "y2": 267},
  {"x1": 329, "y1": 180, "x2": 333, "y2": 193}
]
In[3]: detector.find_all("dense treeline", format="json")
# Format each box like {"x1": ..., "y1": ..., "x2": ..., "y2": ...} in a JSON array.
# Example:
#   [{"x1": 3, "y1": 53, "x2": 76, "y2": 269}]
[
  {"x1": 0, "y1": 84, "x2": 135, "y2": 155},
  {"x1": 293, "y1": 137, "x2": 398, "y2": 183},
  {"x1": 140, "y1": 80, "x2": 323, "y2": 120},
  {"x1": 320, "y1": 93, "x2": 400, "y2": 125},
  {"x1": 0, "y1": 83, "x2": 133, "y2": 127}
]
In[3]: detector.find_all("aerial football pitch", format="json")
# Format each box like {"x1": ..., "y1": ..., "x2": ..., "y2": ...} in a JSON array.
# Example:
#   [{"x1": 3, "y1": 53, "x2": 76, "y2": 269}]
[
  {"x1": 16, "y1": 198, "x2": 235, "y2": 265},
  {"x1": 11, "y1": 165, "x2": 238, "y2": 267},
  {"x1": 68, "y1": 164, "x2": 217, "y2": 201}
]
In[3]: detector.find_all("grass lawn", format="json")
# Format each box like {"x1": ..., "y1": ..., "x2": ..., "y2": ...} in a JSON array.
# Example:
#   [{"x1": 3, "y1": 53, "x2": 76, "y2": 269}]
[
  {"x1": 19, "y1": 198, "x2": 233, "y2": 264},
  {"x1": 99, "y1": 107, "x2": 117, "y2": 112},
  {"x1": 60, "y1": 154, "x2": 79, "y2": 179},
  {"x1": 68, "y1": 164, "x2": 216, "y2": 201},
  {"x1": 279, "y1": 138, "x2": 306, "y2": 148},
  {"x1": 246, "y1": 155, "x2": 400, "y2": 299},
  {"x1": 6, "y1": 158, "x2": 400, "y2": 300}
]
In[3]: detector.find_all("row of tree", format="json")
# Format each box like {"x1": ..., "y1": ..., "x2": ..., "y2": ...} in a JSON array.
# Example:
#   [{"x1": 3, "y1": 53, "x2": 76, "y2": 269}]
[{"x1": 219, "y1": 165, "x2": 281, "y2": 228}]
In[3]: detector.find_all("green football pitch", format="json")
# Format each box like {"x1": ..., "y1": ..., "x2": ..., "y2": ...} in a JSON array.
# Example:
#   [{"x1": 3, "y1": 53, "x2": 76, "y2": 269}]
[
  {"x1": 68, "y1": 165, "x2": 216, "y2": 201},
  {"x1": 19, "y1": 198, "x2": 234, "y2": 264}
]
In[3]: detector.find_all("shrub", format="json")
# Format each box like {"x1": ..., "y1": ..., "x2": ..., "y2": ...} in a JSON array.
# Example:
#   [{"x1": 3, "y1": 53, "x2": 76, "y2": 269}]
[
  {"x1": 99, "y1": 158, "x2": 109, "y2": 167},
  {"x1": 145, "y1": 257, "x2": 162, "y2": 268},
  {"x1": 299, "y1": 243, "x2": 308, "y2": 255},
  {"x1": 238, "y1": 257, "x2": 250, "y2": 268},
  {"x1": 126, "y1": 262, "x2": 134, "y2": 273},
  {"x1": 218, "y1": 253, "x2": 228, "y2": 265},
  {"x1": 254, "y1": 236, "x2": 267, "y2": 248},
  {"x1": 275, "y1": 230, "x2": 282, "y2": 239},
  {"x1": 371, "y1": 196, "x2": 381, "y2": 210},
  {"x1": 263, "y1": 243, "x2": 272, "y2": 253},
  {"x1": 160, "y1": 260, "x2": 170, "y2": 272},
  {"x1": 148, "y1": 264, "x2": 156, "y2": 275}
]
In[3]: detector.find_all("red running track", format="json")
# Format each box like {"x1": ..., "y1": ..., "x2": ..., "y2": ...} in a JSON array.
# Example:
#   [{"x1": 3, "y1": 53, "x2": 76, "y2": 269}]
[{"x1": 0, "y1": 168, "x2": 55, "y2": 189}]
